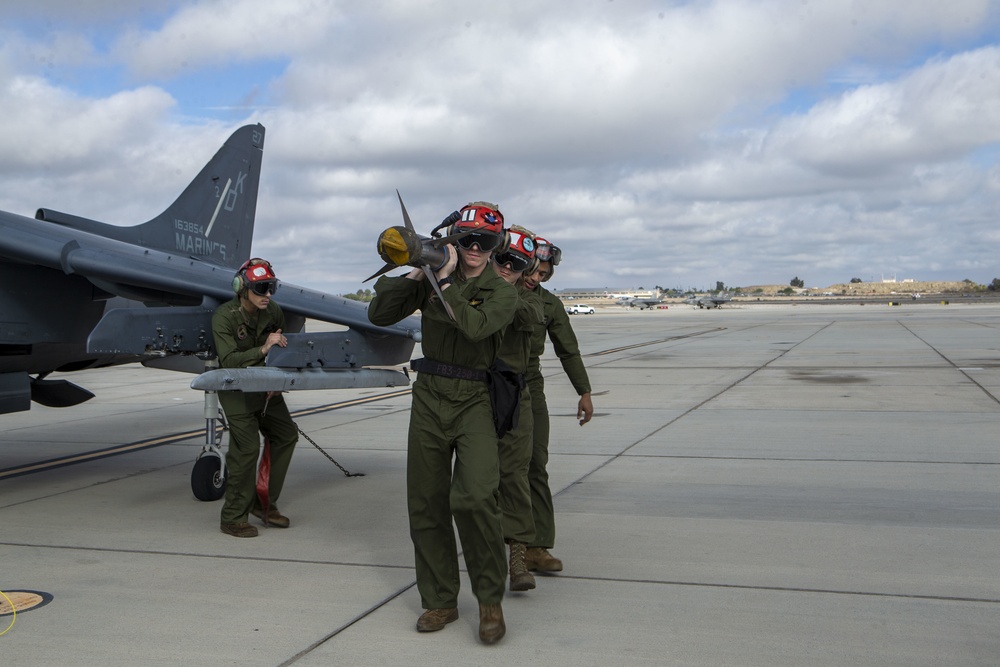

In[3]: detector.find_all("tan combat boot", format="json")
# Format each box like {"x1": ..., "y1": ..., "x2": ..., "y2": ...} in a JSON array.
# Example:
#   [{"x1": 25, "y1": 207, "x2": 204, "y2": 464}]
[
  {"x1": 508, "y1": 541, "x2": 536, "y2": 591},
  {"x1": 251, "y1": 506, "x2": 291, "y2": 528},
  {"x1": 478, "y1": 603, "x2": 506, "y2": 644},
  {"x1": 220, "y1": 522, "x2": 258, "y2": 538},
  {"x1": 416, "y1": 607, "x2": 458, "y2": 632},
  {"x1": 525, "y1": 547, "x2": 563, "y2": 572}
]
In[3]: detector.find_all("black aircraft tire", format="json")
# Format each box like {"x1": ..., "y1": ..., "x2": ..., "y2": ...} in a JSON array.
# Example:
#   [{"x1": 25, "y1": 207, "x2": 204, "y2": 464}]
[{"x1": 191, "y1": 455, "x2": 226, "y2": 501}]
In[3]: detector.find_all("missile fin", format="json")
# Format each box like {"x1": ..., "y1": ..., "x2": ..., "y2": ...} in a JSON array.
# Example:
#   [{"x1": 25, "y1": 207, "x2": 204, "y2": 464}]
[
  {"x1": 396, "y1": 189, "x2": 415, "y2": 232},
  {"x1": 363, "y1": 262, "x2": 398, "y2": 283},
  {"x1": 423, "y1": 264, "x2": 456, "y2": 320}
]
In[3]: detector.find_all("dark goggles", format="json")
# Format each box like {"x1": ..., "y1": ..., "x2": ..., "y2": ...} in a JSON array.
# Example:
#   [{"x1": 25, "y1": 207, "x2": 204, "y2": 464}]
[
  {"x1": 493, "y1": 250, "x2": 532, "y2": 272},
  {"x1": 456, "y1": 231, "x2": 502, "y2": 251},
  {"x1": 248, "y1": 280, "x2": 278, "y2": 296}
]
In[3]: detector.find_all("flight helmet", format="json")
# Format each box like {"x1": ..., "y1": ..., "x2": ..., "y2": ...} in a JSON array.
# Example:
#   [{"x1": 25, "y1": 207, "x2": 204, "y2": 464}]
[
  {"x1": 451, "y1": 201, "x2": 509, "y2": 253},
  {"x1": 232, "y1": 258, "x2": 279, "y2": 296},
  {"x1": 493, "y1": 225, "x2": 538, "y2": 274}
]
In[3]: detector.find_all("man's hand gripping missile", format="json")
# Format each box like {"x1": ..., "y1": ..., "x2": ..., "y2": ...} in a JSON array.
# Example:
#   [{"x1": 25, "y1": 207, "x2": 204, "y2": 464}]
[{"x1": 364, "y1": 190, "x2": 469, "y2": 320}]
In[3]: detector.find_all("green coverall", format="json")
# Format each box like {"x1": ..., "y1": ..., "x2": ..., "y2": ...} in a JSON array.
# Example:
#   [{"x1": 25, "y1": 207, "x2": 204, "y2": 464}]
[
  {"x1": 212, "y1": 298, "x2": 298, "y2": 525},
  {"x1": 497, "y1": 285, "x2": 544, "y2": 544},
  {"x1": 526, "y1": 285, "x2": 592, "y2": 549},
  {"x1": 368, "y1": 269, "x2": 517, "y2": 608}
]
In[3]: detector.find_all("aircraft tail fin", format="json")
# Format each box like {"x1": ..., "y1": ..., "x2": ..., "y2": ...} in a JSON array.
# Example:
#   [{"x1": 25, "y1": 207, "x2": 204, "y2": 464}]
[{"x1": 36, "y1": 123, "x2": 265, "y2": 271}]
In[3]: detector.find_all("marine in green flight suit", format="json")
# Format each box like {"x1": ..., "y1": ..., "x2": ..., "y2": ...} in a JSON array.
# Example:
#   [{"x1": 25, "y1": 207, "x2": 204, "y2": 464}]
[
  {"x1": 367, "y1": 202, "x2": 516, "y2": 644},
  {"x1": 522, "y1": 241, "x2": 593, "y2": 572},
  {"x1": 212, "y1": 258, "x2": 297, "y2": 539},
  {"x1": 490, "y1": 227, "x2": 545, "y2": 592}
]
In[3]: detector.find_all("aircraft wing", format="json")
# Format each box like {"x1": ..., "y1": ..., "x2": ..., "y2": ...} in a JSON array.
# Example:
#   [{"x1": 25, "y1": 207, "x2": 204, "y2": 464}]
[
  {"x1": 0, "y1": 207, "x2": 418, "y2": 392},
  {"x1": 0, "y1": 208, "x2": 416, "y2": 334}
]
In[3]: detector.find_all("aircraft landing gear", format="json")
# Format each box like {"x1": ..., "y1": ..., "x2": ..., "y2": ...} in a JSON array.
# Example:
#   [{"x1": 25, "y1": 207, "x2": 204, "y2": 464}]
[
  {"x1": 191, "y1": 453, "x2": 225, "y2": 501},
  {"x1": 192, "y1": 359, "x2": 227, "y2": 501}
]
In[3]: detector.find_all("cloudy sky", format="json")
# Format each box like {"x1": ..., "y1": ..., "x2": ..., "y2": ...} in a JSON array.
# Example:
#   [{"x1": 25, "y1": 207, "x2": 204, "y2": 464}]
[{"x1": 1, "y1": 0, "x2": 999, "y2": 294}]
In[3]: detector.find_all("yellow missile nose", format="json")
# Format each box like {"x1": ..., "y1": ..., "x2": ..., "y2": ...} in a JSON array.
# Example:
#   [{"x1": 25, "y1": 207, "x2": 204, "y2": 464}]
[{"x1": 377, "y1": 227, "x2": 412, "y2": 266}]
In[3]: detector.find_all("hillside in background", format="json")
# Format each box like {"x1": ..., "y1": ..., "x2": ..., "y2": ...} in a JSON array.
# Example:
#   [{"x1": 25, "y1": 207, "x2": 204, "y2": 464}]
[{"x1": 741, "y1": 281, "x2": 976, "y2": 295}]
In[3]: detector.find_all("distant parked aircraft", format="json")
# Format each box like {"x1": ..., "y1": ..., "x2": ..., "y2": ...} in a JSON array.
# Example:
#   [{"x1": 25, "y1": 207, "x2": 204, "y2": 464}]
[
  {"x1": 626, "y1": 289, "x2": 664, "y2": 310},
  {"x1": 684, "y1": 294, "x2": 732, "y2": 309}
]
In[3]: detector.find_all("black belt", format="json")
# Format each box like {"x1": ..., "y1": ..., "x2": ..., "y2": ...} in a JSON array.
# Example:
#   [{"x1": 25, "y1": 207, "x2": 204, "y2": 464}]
[{"x1": 410, "y1": 358, "x2": 488, "y2": 382}]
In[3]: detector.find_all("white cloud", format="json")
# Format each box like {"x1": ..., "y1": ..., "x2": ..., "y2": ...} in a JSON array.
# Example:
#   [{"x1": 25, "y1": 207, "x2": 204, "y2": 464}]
[
  {"x1": 0, "y1": 0, "x2": 999, "y2": 292},
  {"x1": 113, "y1": 0, "x2": 347, "y2": 80},
  {"x1": 775, "y1": 47, "x2": 1000, "y2": 175}
]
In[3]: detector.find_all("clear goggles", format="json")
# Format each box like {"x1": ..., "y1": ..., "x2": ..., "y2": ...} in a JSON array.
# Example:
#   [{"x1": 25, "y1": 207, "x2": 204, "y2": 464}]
[
  {"x1": 248, "y1": 280, "x2": 278, "y2": 297},
  {"x1": 493, "y1": 250, "x2": 532, "y2": 273},
  {"x1": 456, "y1": 231, "x2": 502, "y2": 251},
  {"x1": 534, "y1": 242, "x2": 562, "y2": 266}
]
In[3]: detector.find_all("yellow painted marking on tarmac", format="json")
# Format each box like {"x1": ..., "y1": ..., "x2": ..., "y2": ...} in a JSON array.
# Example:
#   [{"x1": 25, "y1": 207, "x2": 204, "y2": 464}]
[
  {"x1": 0, "y1": 389, "x2": 412, "y2": 480},
  {"x1": 0, "y1": 589, "x2": 14, "y2": 634}
]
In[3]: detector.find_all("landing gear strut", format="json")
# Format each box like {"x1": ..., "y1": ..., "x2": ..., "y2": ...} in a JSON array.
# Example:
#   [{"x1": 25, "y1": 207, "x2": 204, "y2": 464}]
[{"x1": 192, "y1": 359, "x2": 227, "y2": 501}]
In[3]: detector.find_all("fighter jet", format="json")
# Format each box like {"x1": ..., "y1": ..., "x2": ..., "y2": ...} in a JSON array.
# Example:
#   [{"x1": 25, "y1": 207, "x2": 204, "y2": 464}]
[
  {"x1": 626, "y1": 289, "x2": 664, "y2": 310},
  {"x1": 0, "y1": 123, "x2": 419, "y2": 415},
  {"x1": 684, "y1": 294, "x2": 732, "y2": 309}
]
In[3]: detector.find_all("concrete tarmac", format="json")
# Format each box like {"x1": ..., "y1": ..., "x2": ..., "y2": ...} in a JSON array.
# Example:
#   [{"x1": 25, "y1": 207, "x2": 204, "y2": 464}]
[{"x1": 1, "y1": 302, "x2": 999, "y2": 666}]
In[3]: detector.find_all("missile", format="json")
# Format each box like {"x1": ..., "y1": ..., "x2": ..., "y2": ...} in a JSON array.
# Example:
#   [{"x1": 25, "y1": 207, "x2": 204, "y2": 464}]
[
  {"x1": 365, "y1": 191, "x2": 469, "y2": 319},
  {"x1": 370, "y1": 224, "x2": 449, "y2": 278}
]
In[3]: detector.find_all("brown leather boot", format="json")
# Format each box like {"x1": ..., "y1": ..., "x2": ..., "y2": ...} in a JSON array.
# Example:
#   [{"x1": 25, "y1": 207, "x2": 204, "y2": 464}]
[
  {"x1": 251, "y1": 507, "x2": 290, "y2": 528},
  {"x1": 220, "y1": 522, "x2": 258, "y2": 538},
  {"x1": 508, "y1": 541, "x2": 536, "y2": 591},
  {"x1": 416, "y1": 607, "x2": 458, "y2": 632},
  {"x1": 525, "y1": 547, "x2": 563, "y2": 572},
  {"x1": 478, "y1": 603, "x2": 506, "y2": 644}
]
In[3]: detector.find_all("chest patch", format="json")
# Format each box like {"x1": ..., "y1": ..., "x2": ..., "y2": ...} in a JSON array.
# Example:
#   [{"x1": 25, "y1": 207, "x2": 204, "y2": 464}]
[{"x1": 237, "y1": 324, "x2": 249, "y2": 341}]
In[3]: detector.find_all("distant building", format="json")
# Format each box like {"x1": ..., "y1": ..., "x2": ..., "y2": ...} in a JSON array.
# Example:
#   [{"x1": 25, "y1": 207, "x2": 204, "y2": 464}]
[{"x1": 879, "y1": 274, "x2": 917, "y2": 284}]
